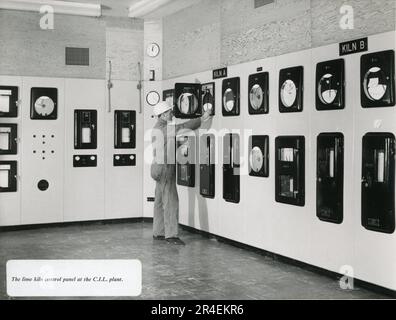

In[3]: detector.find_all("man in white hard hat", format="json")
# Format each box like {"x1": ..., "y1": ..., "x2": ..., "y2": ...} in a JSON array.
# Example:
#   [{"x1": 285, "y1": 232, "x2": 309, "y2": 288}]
[{"x1": 151, "y1": 101, "x2": 211, "y2": 245}]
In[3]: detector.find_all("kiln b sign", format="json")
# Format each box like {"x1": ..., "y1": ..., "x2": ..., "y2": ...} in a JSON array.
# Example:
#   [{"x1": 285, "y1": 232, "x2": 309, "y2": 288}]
[{"x1": 339, "y1": 38, "x2": 368, "y2": 56}]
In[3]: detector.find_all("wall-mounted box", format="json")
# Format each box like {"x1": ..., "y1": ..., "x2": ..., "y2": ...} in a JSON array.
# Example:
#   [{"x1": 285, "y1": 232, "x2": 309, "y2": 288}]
[
  {"x1": 74, "y1": 110, "x2": 97, "y2": 150},
  {"x1": 222, "y1": 77, "x2": 240, "y2": 116},
  {"x1": 113, "y1": 154, "x2": 136, "y2": 167},
  {"x1": 114, "y1": 110, "x2": 135, "y2": 149},
  {"x1": 163, "y1": 89, "x2": 174, "y2": 108},
  {"x1": 279, "y1": 66, "x2": 304, "y2": 113},
  {"x1": 30, "y1": 87, "x2": 58, "y2": 120},
  {"x1": 0, "y1": 124, "x2": 17, "y2": 155},
  {"x1": 200, "y1": 134, "x2": 215, "y2": 198},
  {"x1": 248, "y1": 72, "x2": 269, "y2": 115},
  {"x1": 223, "y1": 133, "x2": 240, "y2": 203},
  {"x1": 73, "y1": 154, "x2": 97, "y2": 168},
  {"x1": 316, "y1": 59, "x2": 345, "y2": 111},
  {"x1": 174, "y1": 83, "x2": 202, "y2": 119},
  {"x1": 317, "y1": 133, "x2": 344, "y2": 223},
  {"x1": 275, "y1": 136, "x2": 305, "y2": 206},
  {"x1": 0, "y1": 86, "x2": 18, "y2": 118},
  {"x1": 361, "y1": 50, "x2": 395, "y2": 108},
  {"x1": 249, "y1": 135, "x2": 269, "y2": 177},
  {"x1": 362, "y1": 133, "x2": 395, "y2": 233},
  {"x1": 201, "y1": 82, "x2": 215, "y2": 116},
  {"x1": 176, "y1": 135, "x2": 195, "y2": 187},
  {"x1": 0, "y1": 161, "x2": 17, "y2": 193}
]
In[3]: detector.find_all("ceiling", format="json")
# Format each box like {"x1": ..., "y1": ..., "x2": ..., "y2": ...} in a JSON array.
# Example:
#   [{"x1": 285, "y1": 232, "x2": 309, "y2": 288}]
[{"x1": 56, "y1": 0, "x2": 201, "y2": 18}]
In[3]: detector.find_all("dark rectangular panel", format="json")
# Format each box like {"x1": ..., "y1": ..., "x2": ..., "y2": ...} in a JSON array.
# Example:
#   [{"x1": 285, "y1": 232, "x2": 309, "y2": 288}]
[
  {"x1": 360, "y1": 50, "x2": 395, "y2": 108},
  {"x1": 0, "y1": 124, "x2": 18, "y2": 155},
  {"x1": 317, "y1": 133, "x2": 344, "y2": 223},
  {"x1": 30, "y1": 87, "x2": 58, "y2": 120},
  {"x1": 65, "y1": 47, "x2": 90, "y2": 66},
  {"x1": 362, "y1": 133, "x2": 395, "y2": 233},
  {"x1": 223, "y1": 133, "x2": 240, "y2": 203},
  {"x1": 114, "y1": 110, "x2": 136, "y2": 149},
  {"x1": 0, "y1": 161, "x2": 17, "y2": 192},
  {"x1": 249, "y1": 135, "x2": 269, "y2": 177},
  {"x1": 254, "y1": 0, "x2": 274, "y2": 8},
  {"x1": 200, "y1": 134, "x2": 215, "y2": 198},
  {"x1": 174, "y1": 83, "x2": 202, "y2": 119},
  {"x1": 275, "y1": 136, "x2": 305, "y2": 206},
  {"x1": 73, "y1": 155, "x2": 97, "y2": 167},
  {"x1": 74, "y1": 110, "x2": 97, "y2": 149},
  {"x1": 222, "y1": 77, "x2": 240, "y2": 116},
  {"x1": 113, "y1": 154, "x2": 136, "y2": 167},
  {"x1": 0, "y1": 86, "x2": 18, "y2": 118},
  {"x1": 177, "y1": 135, "x2": 195, "y2": 187}
]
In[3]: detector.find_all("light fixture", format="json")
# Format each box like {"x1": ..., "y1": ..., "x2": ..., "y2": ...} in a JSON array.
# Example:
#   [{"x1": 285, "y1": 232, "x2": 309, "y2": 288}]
[
  {"x1": 128, "y1": 0, "x2": 172, "y2": 18},
  {"x1": 0, "y1": 0, "x2": 102, "y2": 17}
]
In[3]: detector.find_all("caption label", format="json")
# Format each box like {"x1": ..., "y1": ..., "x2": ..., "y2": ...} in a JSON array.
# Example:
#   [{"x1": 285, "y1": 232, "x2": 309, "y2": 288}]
[{"x1": 7, "y1": 259, "x2": 142, "y2": 297}]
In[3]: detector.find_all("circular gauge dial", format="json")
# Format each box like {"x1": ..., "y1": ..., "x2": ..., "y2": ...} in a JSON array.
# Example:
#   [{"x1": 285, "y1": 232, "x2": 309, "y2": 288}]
[
  {"x1": 202, "y1": 90, "x2": 214, "y2": 113},
  {"x1": 223, "y1": 88, "x2": 235, "y2": 112},
  {"x1": 146, "y1": 91, "x2": 160, "y2": 106},
  {"x1": 178, "y1": 92, "x2": 199, "y2": 114},
  {"x1": 250, "y1": 146, "x2": 264, "y2": 173},
  {"x1": 318, "y1": 73, "x2": 338, "y2": 105},
  {"x1": 34, "y1": 96, "x2": 55, "y2": 116},
  {"x1": 364, "y1": 67, "x2": 388, "y2": 101},
  {"x1": 250, "y1": 84, "x2": 263, "y2": 110},
  {"x1": 280, "y1": 79, "x2": 297, "y2": 108}
]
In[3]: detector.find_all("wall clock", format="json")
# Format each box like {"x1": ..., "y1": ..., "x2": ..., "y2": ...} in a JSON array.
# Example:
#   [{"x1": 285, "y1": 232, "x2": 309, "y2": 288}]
[
  {"x1": 146, "y1": 91, "x2": 160, "y2": 106},
  {"x1": 146, "y1": 43, "x2": 160, "y2": 58}
]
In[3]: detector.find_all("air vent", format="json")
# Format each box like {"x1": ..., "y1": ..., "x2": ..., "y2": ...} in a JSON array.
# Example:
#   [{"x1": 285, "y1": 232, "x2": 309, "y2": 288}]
[
  {"x1": 65, "y1": 47, "x2": 89, "y2": 66},
  {"x1": 254, "y1": 0, "x2": 274, "y2": 8}
]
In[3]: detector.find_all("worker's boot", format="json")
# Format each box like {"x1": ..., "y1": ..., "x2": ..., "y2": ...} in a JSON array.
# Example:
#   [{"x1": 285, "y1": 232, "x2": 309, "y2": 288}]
[
  {"x1": 166, "y1": 237, "x2": 185, "y2": 245},
  {"x1": 153, "y1": 235, "x2": 166, "y2": 240}
]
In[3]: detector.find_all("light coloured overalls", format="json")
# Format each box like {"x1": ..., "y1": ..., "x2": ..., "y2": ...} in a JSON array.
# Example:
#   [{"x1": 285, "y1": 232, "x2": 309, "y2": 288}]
[{"x1": 151, "y1": 117, "x2": 201, "y2": 238}]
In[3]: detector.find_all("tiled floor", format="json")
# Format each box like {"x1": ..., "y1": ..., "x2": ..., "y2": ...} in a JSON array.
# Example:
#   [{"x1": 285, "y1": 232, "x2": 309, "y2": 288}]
[{"x1": 0, "y1": 221, "x2": 391, "y2": 300}]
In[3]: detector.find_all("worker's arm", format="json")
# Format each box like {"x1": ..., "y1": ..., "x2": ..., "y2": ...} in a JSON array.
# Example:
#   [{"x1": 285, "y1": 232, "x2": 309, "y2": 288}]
[
  {"x1": 175, "y1": 110, "x2": 212, "y2": 133},
  {"x1": 176, "y1": 118, "x2": 201, "y2": 132}
]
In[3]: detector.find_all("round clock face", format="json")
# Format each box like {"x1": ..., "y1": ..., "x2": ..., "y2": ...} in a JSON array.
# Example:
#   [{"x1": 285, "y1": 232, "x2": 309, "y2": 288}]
[
  {"x1": 364, "y1": 67, "x2": 388, "y2": 101},
  {"x1": 147, "y1": 43, "x2": 160, "y2": 57},
  {"x1": 250, "y1": 84, "x2": 263, "y2": 110},
  {"x1": 250, "y1": 146, "x2": 264, "y2": 173},
  {"x1": 177, "y1": 92, "x2": 199, "y2": 115},
  {"x1": 146, "y1": 91, "x2": 160, "y2": 106},
  {"x1": 280, "y1": 79, "x2": 297, "y2": 108},
  {"x1": 34, "y1": 96, "x2": 55, "y2": 116},
  {"x1": 223, "y1": 88, "x2": 235, "y2": 112},
  {"x1": 318, "y1": 73, "x2": 338, "y2": 105}
]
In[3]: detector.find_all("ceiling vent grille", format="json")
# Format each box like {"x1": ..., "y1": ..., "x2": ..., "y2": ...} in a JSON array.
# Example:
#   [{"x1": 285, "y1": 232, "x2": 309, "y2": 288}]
[
  {"x1": 65, "y1": 47, "x2": 90, "y2": 66},
  {"x1": 254, "y1": 0, "x2": 274, "y2": 9}
]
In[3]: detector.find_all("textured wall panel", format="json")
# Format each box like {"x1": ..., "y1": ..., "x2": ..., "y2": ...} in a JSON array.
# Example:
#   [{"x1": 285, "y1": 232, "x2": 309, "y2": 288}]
[
  {"x1": 311, "y1": 0, "x2": 396, "y2": 47},
  {"x1": 106, "y1": 28, "x2": 144, "y2": 81},
  {"x1": 221, "y1": 0, "x2": 311, "y2": 66},
  {"x1": 163, "y1": 0, "x2": 221, "y2": 79},
  {"x1": 0, "y1": 10, "x2": 106, "y2": 79},
  {"x1": 162, "y1": 0, "x2": 396, "y2": 79}
]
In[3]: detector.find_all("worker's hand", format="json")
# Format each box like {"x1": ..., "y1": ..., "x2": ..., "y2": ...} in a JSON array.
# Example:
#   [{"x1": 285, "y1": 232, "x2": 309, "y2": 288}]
[{"x1": 201, "y1": 109, "x2": 212, "y2": 122}]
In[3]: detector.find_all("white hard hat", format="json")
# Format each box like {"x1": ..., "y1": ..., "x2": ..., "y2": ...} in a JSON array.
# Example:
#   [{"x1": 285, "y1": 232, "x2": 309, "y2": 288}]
[{"x1": 153, "y1": 101, "x2": 172, "y2": 116}]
